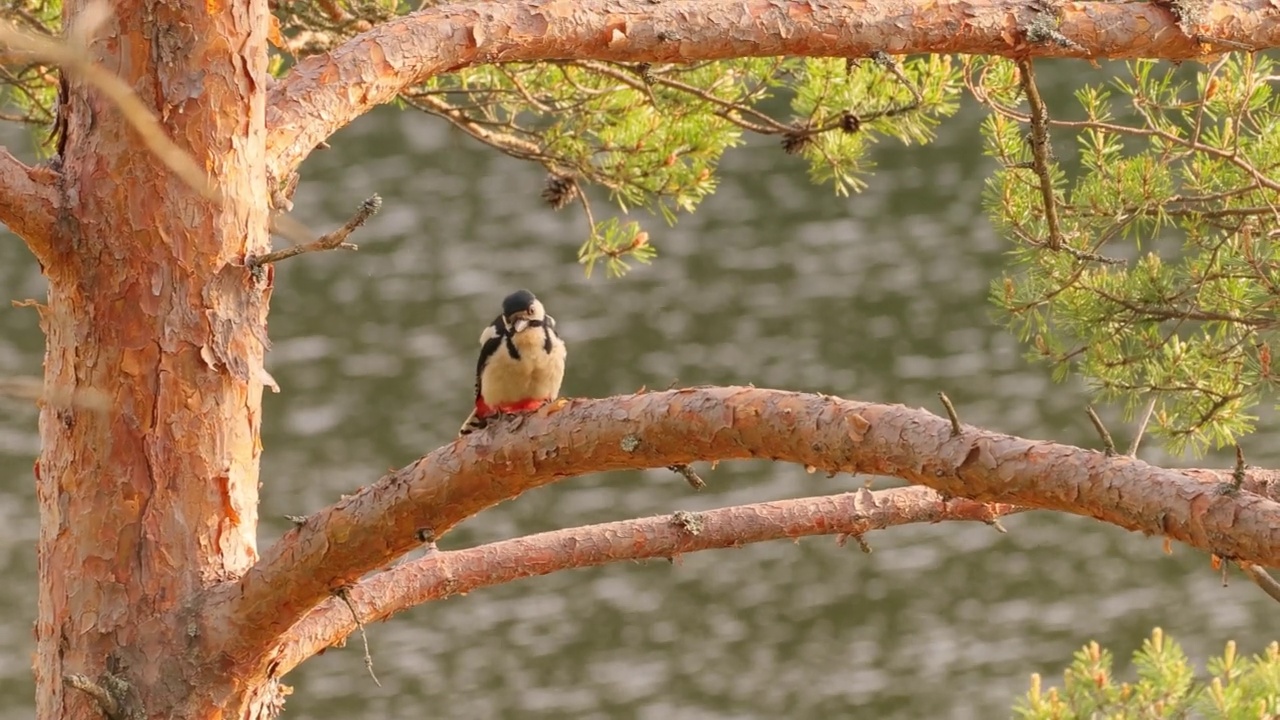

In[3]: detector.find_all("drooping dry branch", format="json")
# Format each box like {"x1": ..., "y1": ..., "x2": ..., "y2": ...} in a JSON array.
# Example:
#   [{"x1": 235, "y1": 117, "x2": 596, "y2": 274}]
[
  {"x1": 270, "y1": 486, "x2": 1021, "y2": 676},
  {"x1": 63, "y1": 674, "x2": 120, "y2": 720},
  {"x1": 0, "y1": 146, "x2": 58, "y2": 264},
  {"x1": 265, "y1": 0, "x2": 1280, "y2": 179},
  {"x1": 1239, "y1": 561, "x2": 1280, "y2": 604},
  {"x1": 0, "y1": 8, "x2": 219, "y2": 203},
  {"x1": 212, "y1": 387, "x2": 1280, "y2": 675}
]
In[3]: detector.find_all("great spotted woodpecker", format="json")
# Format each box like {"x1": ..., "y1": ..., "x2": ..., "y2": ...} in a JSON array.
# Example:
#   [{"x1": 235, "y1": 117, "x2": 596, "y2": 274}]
[{"x1": 458, "y1": 289, "x2": 567, "y2": 437}]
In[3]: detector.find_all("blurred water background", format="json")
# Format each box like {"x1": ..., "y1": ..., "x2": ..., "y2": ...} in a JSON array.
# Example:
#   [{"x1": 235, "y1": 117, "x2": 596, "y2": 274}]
[{"x1": 0, "y1": 61, "x2": 1274, "y2": 719}]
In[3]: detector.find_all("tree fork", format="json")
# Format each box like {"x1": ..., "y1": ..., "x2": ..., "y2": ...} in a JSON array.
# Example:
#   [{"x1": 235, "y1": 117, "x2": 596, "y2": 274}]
[
  {"x1": 211, "y1": 388, "x2": 1280, "y2": 680},
  {"x1": 271, "y1": 486, "x2": 1021, "y2": 676}
]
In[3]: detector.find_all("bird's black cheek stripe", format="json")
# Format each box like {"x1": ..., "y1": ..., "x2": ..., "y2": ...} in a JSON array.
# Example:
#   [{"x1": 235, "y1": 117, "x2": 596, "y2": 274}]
[{"x1": 504, "y1": 335, "x2": 521, "y2": 360}]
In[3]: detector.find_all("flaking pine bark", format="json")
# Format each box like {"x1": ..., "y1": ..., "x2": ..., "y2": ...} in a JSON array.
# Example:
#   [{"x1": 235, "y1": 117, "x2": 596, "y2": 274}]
[{"x1": 0, "y1": 1, "x2": 1278, "y2": 718}]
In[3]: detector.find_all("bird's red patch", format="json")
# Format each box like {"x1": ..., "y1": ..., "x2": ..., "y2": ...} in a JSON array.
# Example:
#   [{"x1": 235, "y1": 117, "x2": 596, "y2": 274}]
[{"x1": 475, "y1": 397, "x2": 550, "y2": 418}]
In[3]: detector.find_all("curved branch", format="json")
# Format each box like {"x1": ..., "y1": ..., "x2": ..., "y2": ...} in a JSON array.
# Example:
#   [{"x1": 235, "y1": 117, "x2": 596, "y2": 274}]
[
  {"x1": 264, "y1": 0, "x2": 1280, "y2": 178},
  {"x1": 0, "y1": 146, "x2": 58, "y2": 264},
  {"x1": 211, "y1": 387, "x2": 1280, "y2": 674},
  {"x1": 270, "y1": 486, "x2": 1020, "y2": 676}
]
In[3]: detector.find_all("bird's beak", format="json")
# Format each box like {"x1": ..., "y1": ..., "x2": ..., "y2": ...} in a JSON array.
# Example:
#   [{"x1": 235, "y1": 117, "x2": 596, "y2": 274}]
[{"x1": 511, "y1": 318, "x2": 529, "y2": 333}]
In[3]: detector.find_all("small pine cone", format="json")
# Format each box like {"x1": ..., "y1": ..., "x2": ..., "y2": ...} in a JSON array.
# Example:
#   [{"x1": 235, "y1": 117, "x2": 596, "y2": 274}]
[
  {"x1": 781, "y1": 132, "x2": 812, "y2": 155},
  {"x1": 541, "y1": 174, "x2": 579, "y2": 210},
  {"x1": 840, "y1": 112, "x2": 861, "y2": 134}
]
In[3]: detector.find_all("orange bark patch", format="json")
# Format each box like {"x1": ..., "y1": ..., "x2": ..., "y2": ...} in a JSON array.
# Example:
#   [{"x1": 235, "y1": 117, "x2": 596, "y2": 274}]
[
  {"x1": 217, "y1": 475, "x2": 241, "y2": 525},
  {"x1": 266, "y1": 15, "x2": 285, "y2": 49}
]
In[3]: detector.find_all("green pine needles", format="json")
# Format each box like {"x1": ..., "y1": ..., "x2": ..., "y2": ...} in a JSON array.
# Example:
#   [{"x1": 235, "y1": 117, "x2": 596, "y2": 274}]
[
  {"x1": 406, "y1": 54, "x2": 959, "y2": 276},
  {"x1": 1015, "y1": 628, "x2": 1280, "y2": 719},
  {"x1": 979, "y1": 54, "x2": 1280, "y2": 454}
]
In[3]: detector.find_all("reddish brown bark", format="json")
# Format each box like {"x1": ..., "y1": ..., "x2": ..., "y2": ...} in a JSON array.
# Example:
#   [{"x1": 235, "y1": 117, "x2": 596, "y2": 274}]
[
  {"x1": 273, "y1": 487, "x2": 1020, "y2": 676},
  {"x1": 35, "y1": 1, "x2": 271, "y2": 718},
  {"x1": 5, "y1": 1, "x2": 1280, "y2": 718},
  {"x1": 214, "y1": 388, "x2": 1280, "y2": 682},
  {"x1": 265, "y1": 0, "x2": 1280, "y2": 179}
]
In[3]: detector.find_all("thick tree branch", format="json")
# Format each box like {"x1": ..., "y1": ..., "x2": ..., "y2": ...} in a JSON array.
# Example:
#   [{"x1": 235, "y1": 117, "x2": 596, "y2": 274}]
[
  {"x1": 270, "y1": 486, "x2": 1020, "y2": 676},
  {"x1": 0, "y1": 146, "x2": 58, "y2": 264},
  {"x1": 265, "y1": 0, "x2": 1280, "y2": 179},
  {"x1": 211, "y1": 387, "x2": 1280, "y2": 674}
]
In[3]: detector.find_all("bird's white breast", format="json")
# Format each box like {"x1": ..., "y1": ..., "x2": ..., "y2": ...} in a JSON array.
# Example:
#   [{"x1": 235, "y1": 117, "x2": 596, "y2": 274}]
[{"x1": 480, "y1": 325, "x2": 566, "y2": 407}]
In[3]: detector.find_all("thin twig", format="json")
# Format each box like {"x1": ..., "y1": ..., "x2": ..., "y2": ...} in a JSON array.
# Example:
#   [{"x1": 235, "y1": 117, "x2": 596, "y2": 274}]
[
  {"x1": 334, "y1": 587, "x2": 380, "y2": 687},
  {"x1": 1127, "y1": 396, "x2": 1158, "y2": 456},
  {"x1": 1, "y1": 3, "x2": 337, "y2": 248},
  {"x1": 937, "y1": 391, "x2": 962, "y2": 436},
  {"x1": 63, "y1": 674, "x2": 121, "y2": 720},
  {"x1": 837, "y1": 533, "x2": 873, "y2": 553},
  {"x1": 251, "y1": 195, "x2": 381, "y2": 266},
  {"x1": 1015, "y1": 58, "x2": 1063, "y2": 250},
  {"x1": 0, "y1": 375, "x2": 41, "y2": 402},
  {"x1": 1195, "y1": 35, "x2": 1257, "y2": 52},
  {"x1": 1086, "y1": 406, "x2": 1116, "y2": 456},
  {"x1": 0, "y1": 373, "x2": 111, "y2": 411},
  {"x1": 1233, "y1": 444, "x2": 1247, "y2": 490},
  {"x1": 1238, "y1": 561, "x2": 1280, "y2": 604},
  {"x1": 667, "y1": 464, "x2": 706, "y2": 490},
  {"x1": 267, "y1": 213, "x2": 328, "y2": 248},
  {"x1": 993, "y1": 102, "x2": 1280, "y2": 196}
]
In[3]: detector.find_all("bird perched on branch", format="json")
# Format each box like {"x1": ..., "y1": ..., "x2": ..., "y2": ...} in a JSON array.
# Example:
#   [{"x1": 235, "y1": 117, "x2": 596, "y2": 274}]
[{"x1": 458, "y1": 289, "x2": 566, "y2": 437}]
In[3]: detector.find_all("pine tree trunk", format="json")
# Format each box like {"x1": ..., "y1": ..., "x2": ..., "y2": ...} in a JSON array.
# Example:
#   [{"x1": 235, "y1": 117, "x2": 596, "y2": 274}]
[{"x1": 34, "y1": 1, "x2": 271, "y2": 716}]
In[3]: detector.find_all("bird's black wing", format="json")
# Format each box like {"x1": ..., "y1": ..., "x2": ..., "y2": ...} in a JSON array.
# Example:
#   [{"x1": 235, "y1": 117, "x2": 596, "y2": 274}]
[
  {"x1": 476, "y1": 316, "x2": 506, "y2": 401},
  {"x1": 541, "y1": 315, "x2": 558, "y2": 353}
]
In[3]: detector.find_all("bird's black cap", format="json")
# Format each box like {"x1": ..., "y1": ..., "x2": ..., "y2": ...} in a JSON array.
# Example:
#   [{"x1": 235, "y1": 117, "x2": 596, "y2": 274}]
[{"x1": 502, "y1": 289, "x2": 538, "y2": 318}]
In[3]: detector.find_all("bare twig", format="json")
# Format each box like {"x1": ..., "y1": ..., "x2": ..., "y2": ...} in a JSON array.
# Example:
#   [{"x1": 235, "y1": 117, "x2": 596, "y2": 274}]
[
  {"x1": 1195, "y1": 34, "x2": 1257, "y2": 52},
  {"x1": 837, "y1": 532, "x2": 874, "y2": 552},
  {"x1": 1233, "y1": 444, "x2": 1247, "y2": 490},
  {"x1": 1015, "y1": 58, "x2": 1063, "y2": 250},
  {"x1": 250, "y1": 195, "x2": 381, "y2": 266},
  {"x1": 0, "y1": 375, "x2": 41, "y2": 402},
  {"x1": 1, "y1": 3, "x2": 335, "y2": 252},
  {"x1": 0, "y1": 374, "x2": 111, "y2": 411},
  {"x1": 1086, "y1": 406, "x2": 1116, "y2": 455},
  {"x1": 0, "y1": 4, "x2": 219, "y2": 202},
  {"x1": 667, "y1": 463, "x2": 705, "y2": 490},
  {"x1": 63, "y1": 674, "x2": 121, "y2": 720},
  {"x1": 334, "y1": 587, "x2": 380, "y2": 687},
  {"x1": 1127, "y1": 396, "x2": 1158, "y2": 456},
  {"x1": 1238, "y1": 561, "x2": 1280, "y2": 604},
  {"x1": 937, "y1": 391, "x2": 962, "y2": 436}
]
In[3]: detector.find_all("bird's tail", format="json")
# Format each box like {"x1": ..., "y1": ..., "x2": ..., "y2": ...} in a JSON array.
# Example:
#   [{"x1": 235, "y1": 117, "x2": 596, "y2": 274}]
[{"x1": 457, "y1": 410, "x2": 488, "y2": 437}]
